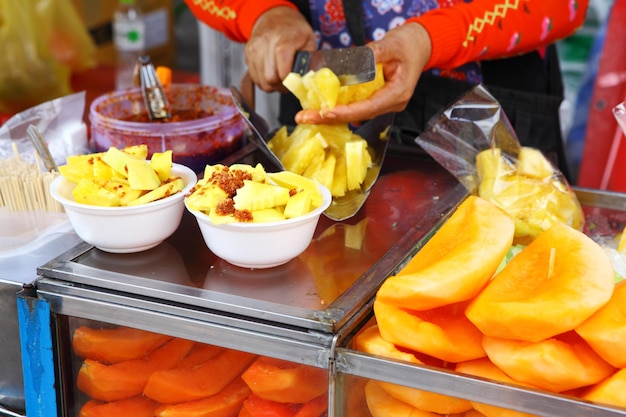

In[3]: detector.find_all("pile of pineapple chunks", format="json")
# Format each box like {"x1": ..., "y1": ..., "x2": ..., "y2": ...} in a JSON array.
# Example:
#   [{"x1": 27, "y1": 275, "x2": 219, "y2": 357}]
[
  {"x1": 58, "y1": 145, "x2": 184, "y2": 207},
  {"x1": 186, "y1": 163, "x2": 323, "y2": 224},
  {"x1": 268, "y1": 64, "x2": 385, "y2": 197},
  {"x1": 476, "y1": 146, "x2": 584, "y2": 240}
]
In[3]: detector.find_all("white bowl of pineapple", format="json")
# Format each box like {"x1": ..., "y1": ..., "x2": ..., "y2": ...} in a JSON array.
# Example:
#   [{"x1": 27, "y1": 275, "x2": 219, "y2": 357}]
[
  {"x1": 50, "y1": 145, "x2": 197, "y2": 253},
  {"x1": 185, "y1": 163, "x2": 332, "y2": 269}
]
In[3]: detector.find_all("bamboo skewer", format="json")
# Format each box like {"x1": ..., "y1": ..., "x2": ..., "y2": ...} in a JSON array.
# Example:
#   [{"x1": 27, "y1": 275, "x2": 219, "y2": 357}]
[{"x1": 0, "y1": 143, "x2": 64, "y2": 213}]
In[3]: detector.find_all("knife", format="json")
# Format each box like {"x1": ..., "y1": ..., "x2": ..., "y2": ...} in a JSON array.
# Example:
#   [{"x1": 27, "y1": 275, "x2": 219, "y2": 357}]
[{"x1": 292, "y1": 46, "x2": 376, "y2": 86}]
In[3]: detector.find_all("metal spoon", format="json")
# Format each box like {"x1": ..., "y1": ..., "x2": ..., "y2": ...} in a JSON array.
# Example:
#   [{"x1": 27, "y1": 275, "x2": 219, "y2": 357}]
[{"x1": 27, "y1": 125, "x2": 58, "y2": 172}]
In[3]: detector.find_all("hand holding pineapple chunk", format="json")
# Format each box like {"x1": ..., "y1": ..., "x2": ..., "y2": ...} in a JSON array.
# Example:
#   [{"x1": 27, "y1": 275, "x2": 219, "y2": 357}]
[
  {"x1": 268, "y1": 64, "x2": 384, "y2": 198},
  {"x1": 58, "y1": 145, "x2": 184, "y2": 207},
  {"x1": 186, "y1": 164, "x2": 324, "y2": 224}
]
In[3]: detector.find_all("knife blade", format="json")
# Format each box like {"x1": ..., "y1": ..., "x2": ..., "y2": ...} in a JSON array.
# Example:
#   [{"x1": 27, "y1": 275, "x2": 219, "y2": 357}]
[{"x1": 292, "y1": 46, "x2": 376, "y2": 86}]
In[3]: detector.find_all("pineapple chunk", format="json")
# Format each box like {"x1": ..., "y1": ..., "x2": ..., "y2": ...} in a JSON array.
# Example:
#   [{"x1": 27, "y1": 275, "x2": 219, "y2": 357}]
[
  {"x1": 331, "y1": 154, "x2": 348, "y2": 197},
  {"x1": 209, "y1": 209, "x2": 236, "y2": 225},
  {"x1": 306, "y1": 67, "x2": 341, "y2": 110},
  {"x1": 284, "y1": 190, "x2": 313, "y2": 218},
  {"x1": 73, "y1": 178, "x2": 120, "y2": 206},
  {"x1": 345, "y1": 140, "x2": 369, "y2": 191},
  {"x1": 251, "y1": 208, "x2": 286, "y2": 223},
  {"x1": 185, "y1": 185, "x2": 228, "y2": 213},
  {"x1": 103, "y1": 181, "x2": 144, "y2": 206},
  {"x1": 267, "y1": 171, "x2": 323, "y2": 207},
  {"x1": 150, "y1": 150, "x2": 173, "y2": 181},
  {"x1": 282, "y1": 72, "x2": 307, "y2": 106},
  {"x1": 122, "y1": 144, "x2": 149, "y2": 160},
  {"x1": 127, "y1": 178, "x2": 184, "y2": 206},
  {"x1": 337, "y1": 63, "x2": 385, "y2": 105},
  {"x1": 126, "y1": 159, "x2": 161, "y2": 190},
  {"x1": 229, "y1": 163, "x2": 267, "y2": 183},
  {"x1": 103, "y1": 146, "x2": 137, "y2": 176},
  {"x1": 58, "y1": 158, "x2": 94, "y2": 184},
  {"x1": 233, "y1": 180, "x2": 290, "y2": 211},
  {"x1": 517, "y1": 147, "x2": 555, "y2": 180}
]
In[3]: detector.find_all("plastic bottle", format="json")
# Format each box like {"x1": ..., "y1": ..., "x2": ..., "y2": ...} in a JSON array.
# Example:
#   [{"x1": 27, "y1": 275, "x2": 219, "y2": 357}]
[{"x1": 112, "y1": 0, "x2": 146, "y2": 90}]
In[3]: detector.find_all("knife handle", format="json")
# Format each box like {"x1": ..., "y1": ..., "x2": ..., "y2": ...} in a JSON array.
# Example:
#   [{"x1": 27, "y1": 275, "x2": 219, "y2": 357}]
[{"x1": 292, "y1": 51, "x2": 311, "y2": 76}]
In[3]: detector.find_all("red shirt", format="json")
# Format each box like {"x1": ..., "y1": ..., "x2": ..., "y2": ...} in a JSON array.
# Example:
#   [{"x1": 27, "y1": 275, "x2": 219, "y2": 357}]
[{"x1": 184, "y1": 0, "x2": 588, "y2": 71}]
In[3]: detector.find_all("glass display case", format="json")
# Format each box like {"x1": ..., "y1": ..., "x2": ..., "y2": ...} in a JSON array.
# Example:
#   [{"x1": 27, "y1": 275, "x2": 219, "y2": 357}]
[{"x1": 16, "y1": 142, "x2": 626, "y2": 417}]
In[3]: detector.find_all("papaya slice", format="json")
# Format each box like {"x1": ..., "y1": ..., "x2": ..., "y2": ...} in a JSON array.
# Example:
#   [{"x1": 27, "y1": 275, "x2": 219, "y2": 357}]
[
  {"x1": 144, "y1": 349, "x2": 256, "y2": 404},
  {"x1": 575, "y1": 280, "x2": 626, "y2": 368},
  {"x1": 155, "y1": 376, "x2": 251, "y2": 417},
  {"x1": 76, "y1": 337, "x2": 194, "y2": 401},
  {"x1": 78, "y1": 396, "x2": 159, "y2": 417},
  {"x1": 482, "y1": 332, "x2": 616, "y2": 392},
  {"x1": 240, "y1": 356, "x2": 328, "y2": 404},
  {"x1": 374, "y1": 299, "x2": 485, "y2": 363},
  {"x1": 376, "y1": 196, "x2": 514, "y2": 310},
  {"x1": 173, "y1": 342, "x2": 225, "y2": 368},
  {"x1": 72, "y1": 325, "x2": 172, "y2": 363},
  {"x1": 293, "y1": 395, "x2": 327, "y2": 417},
  {"x1": 355, "y1": 324, "x2": 471, "y2": 414},
  {"x1": 581, "y1": 368, "x2": 626, "y2": 409},
  {"x1": 364, "y1": 380, "x2": 439, "y2": 417},
  {"x1": 455, "y1": 358, "x2": 540, "y2": 417},
  {"x1": 465, "y1": 223, "x2": 615, "y2": 342},
  {"x1": 241, "y1": 394, "x2": 301, "y2": 417}
]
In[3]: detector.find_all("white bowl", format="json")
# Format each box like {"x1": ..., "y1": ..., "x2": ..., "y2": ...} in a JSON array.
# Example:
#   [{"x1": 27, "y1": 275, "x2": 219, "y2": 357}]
[
  {"x1": 186, "y1": 184, "x2": 332, "y2": 269},
  {"x1": 50, "y1": 164, "x2": 197, "y2": 253}
]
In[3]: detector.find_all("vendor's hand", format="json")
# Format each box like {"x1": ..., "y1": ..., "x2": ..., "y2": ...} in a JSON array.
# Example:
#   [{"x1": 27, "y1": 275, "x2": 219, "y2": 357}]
[
  {"x1": 294, "y1": 22, "x2": 432, "y2": 124},
  {"x1": 245, "y1": 6, "x2": 316, "y2": 93}
]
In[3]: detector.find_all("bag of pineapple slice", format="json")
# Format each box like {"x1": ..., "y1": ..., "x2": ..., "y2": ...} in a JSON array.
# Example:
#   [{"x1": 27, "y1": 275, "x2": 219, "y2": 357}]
[{"x1": 416, "y1": 84, "x2": 584, "y2": 244}]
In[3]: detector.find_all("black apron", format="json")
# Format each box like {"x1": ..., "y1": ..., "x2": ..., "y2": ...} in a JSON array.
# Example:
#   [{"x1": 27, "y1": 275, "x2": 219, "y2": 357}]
[{"x1": 283, "y1": 0, "x2": 570, "y2": 180}]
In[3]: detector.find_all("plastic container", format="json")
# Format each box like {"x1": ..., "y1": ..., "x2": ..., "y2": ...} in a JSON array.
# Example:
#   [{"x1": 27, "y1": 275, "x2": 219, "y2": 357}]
[
  {"x1": 112, "y1": 0, "x2": 145, "y2": 89},
  {"x1": 89, "y1": 84, "x2": 246, "y2": 173}
]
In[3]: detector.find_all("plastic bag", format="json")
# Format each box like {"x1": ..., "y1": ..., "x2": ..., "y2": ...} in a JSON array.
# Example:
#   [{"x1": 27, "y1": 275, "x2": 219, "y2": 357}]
[
  {"x1": 416, "y1": 84, "x2": 584, "y2": 244},
  {"x1": 0, "y1": 0, "x2": 97, "y2": 114}
]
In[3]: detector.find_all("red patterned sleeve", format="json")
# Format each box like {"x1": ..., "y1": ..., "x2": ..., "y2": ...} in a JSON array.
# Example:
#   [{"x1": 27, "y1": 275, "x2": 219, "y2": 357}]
[
  {"x1": 183, "y1": 0, "x2": 298, "y2": 42},
  {"x1": 408, "y1": 0, "x2": 589, "y2": 70}
]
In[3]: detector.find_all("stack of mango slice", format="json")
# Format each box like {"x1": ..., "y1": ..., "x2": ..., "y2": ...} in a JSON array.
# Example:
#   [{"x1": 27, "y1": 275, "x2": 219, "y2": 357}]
[
  {"x1": 357, "y1": 195, "x2": 626, "y2": 416},
  {"x1": 72, "y1": 326, "x2": 329, "y2": 417}
]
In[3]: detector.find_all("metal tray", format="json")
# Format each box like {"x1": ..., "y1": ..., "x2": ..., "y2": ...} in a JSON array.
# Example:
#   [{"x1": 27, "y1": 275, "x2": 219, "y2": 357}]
[{"x1": 36, "y1": 143, "x2": 468, "y2": 335}]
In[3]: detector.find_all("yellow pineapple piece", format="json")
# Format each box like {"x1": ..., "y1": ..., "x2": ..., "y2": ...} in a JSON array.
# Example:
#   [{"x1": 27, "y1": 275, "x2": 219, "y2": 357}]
[
  {"x1": 345, "y1": 139, "x2": 369, "y2": 191},
  {"x1": 126, "y1": 159, "x2": 161, "y2": 190},
  {"x1": 127, "y1": 178, "x2": 184, "y2": 206},
  {"x1": 209, "y1": 210, "x2": 236, "y2": 225},
  {"x1": 122, "y1": 144, "x2": 149, "y2": 160},
  {"x1": 233, "y1": 180, "x2": 290, "y2": 211},
  {"x1": 73, "y1": 178, "x2": 120, "y2": 206},
  {"x1": 337, "y1": 63, "x2": 385, "y2": 105},
  {"x1": 229, "y1": 163, "x2": 267, "y2": 183},
  {"x1": 282, "y1": 72, "x2": 307, "y2": 106},
  {"x1": 103, "y1": 146, "x2": 137, "y2": 176},
  {"x1": 284, "y1": 190, "x2": 314, "y2": 219},
  {"x1": 305, "y1": 67, "x2": 341, "y2": 110},
  {"x1": 281, "y1": 133, "x2": 326, "y2": 175},
  {"x1": 517, "y1": 146, "x2": 555, "y2": 180},
  {"x1": 103, "y1": 181, "x2": 143, "y2": 206},
  {"x1": 618, "y1": 226, "x2": 626, "y2": 254},
  {"x1": 267, "y1": 171, "x2": 323, "y2": 207},
  {"x1": 58, "y1": 157, "x2": 94, "y2": 184},
  {"x1": 185, "y1": 185, "x2": 228, "y2": 213},
  {"x1": 331, "y1": 154, "x2": 348, "y2": 197},
  {"x1": 267, "y1": 126, "x2": 291, "y2": 158},
  {"x1": 150, "y1": 150, "x2": 173, "y2": 182},
  {"x1": 251, "y1": 208, "x2": 286, "y2": 223}
]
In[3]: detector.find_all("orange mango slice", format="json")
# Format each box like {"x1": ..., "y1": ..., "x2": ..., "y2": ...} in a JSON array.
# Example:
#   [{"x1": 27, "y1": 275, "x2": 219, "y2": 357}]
[
  {"x1": 482, "y1": 332, "x2": 615, "y2": 392},
  {"x1": 72, "y1": 325, "x2": 172, "y2": 363},
  {"x1": 241, "y1": 356, "x2": 328, "y2": 404},
  {"x1": 364, "y1": 380, "x2": 440, "y2": 417},
  {"x1": 455, "y1": 358, "x2": 540, "y2": 417},
  {"x1": 76, "y1": 337, "x2": 194, "y2": 401},
  {"x1": 581, "y1": 368, "x2": 626, "y2": 409},
  {"x1": 155, "y1": 376, "x2": 251, "y2": 417},
  {"x1": 78, "y1": 396, "x2": 159, "y2": 417},
  {"x1": 376, "y1": 196, "x2": 514, "y2": 310},
  {"x1": 374, "y1": 299, "x2": 485, "y2": 363},
  {"x1": 466, "y1": 222, "x2": 615, "y2": 342},
  {"x1": 575, "y1": 280, "x2": 626, "y2": 368},
  {"x1": 144, "y1": 349, "x2": 256, "y2": 404},
  {"x1": 241, "y1": 394, "x2": 301, "y2": 417},
  {"x1": 355, "y1": 324, "x2": 472, "y2": 414},
  {"x1": 293, "y1": 395, "x2": 328, "y2": 417}
]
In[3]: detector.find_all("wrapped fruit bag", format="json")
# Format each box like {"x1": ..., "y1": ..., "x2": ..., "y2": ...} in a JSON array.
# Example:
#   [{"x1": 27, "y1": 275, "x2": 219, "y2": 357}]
[{"x1": 416, "y1": 85, "x2": 584, "y2": 244}]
